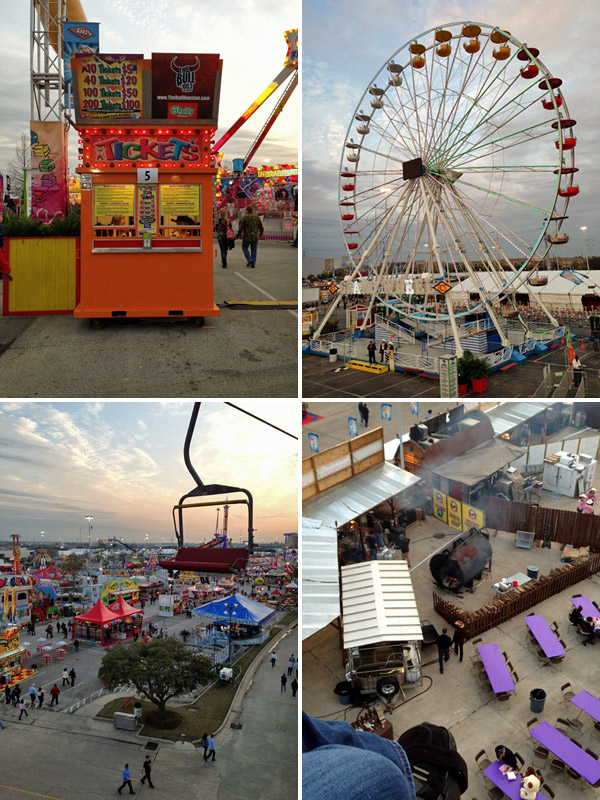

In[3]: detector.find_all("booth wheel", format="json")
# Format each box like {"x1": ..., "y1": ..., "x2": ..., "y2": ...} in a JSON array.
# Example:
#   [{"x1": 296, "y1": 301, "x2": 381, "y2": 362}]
[
  {"x1": 189, "y1": 317, "x2": 205, "y2": 327},
  {"x1": 89, "y1": 318, "x2": 105, "y2": 330}
]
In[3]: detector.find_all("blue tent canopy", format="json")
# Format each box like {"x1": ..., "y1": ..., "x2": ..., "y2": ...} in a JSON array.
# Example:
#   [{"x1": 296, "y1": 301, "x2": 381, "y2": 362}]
[{"x1": 192, "y1": 592, "x2": 275, "y2": 625}]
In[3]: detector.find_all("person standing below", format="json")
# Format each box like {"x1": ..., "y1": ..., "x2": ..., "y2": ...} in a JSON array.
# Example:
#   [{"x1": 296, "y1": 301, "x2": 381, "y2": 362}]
[
  {"x1": 287, "y1": 654, "x2": 296, "y2": 676},
  {"x1": 372, "y1": 518, "x2": 385, "y2": 551},
  {"x1": 206, "y1": 734, "x2": 216, "y2": 762},
  {"x1": 46, "y1": 623, "x2": 53, "y2": 639},
  {"x1": 140, "y1": 755, "x2": 154, "y2": 788},
  {"x1": 50, "y1": 684, "x2": 60, "y2": 706},
  {"x1": 215, "y1": 210, "x2": 230, "y2": 269},
  {"x1": 73, "y1": 638, "x2": 79, "y2": 653},
  {"x1": 4, "y1": 685, "x2": 10, "y2": 705},
  {"x1": 37, "y1": 687, "x2": 44, "y2": 709},
  {"x1": 62, "y1": 668, "x2": 69, "y2": 687},
  {"x1": 436, "y1": 628, "x2": 453, "y2": 674},
  {"x1": 572, "y1": 354, "x2": 583, "y2": 387},
  {"x1": 18, "y1": 699, "x2": 28, "y2": 720},
  {"x1": 28, "y1": 685, "x2": 36, "y2": 708},
  {"x1": 238, "y1": 206, "x2": 264, "y2": 269},
  {"x1": 576, "y1": 493, "x2": 587, "y2": 513},
  {"x1": 365, "y1": 530, "x2": 378, "y2": 561},
  {"x1": 291, "y1": 678, "x2": 298, "y2": 698},
  {"x1": 281, "y1": 673, "x2": 288, "y2": 693},
  {"x1": 397, "y1": 532, "x2": 411, "y2": 567},
  {"x1": 367, "y1": 340, "x2": 376, "y2": 364},
  {"x1": 363, "y1": 404, "x2": 369, "y2": 428},
  {"x1": 200, "y1": 732, "x2": 209, "y2": 760},
  {"x1": 452, "y1": 621, "x2": 466, "y2": 663},
  {"x1": 358, "y1": 402, "x2": 366, "y2": 426},
  {"x1": 270, "y1": 651, "x2": 277, "y2": 669},
  {"x1": 69, "y1": 667, "x2": 76, "y2": 687},
  {"x1": 379, "y1": 340, "x2": 387, "y2": 362},
  {"x1": 11, "y1": 685, "x2": 20, "y2": 707},
  {"x1": 425, "y1": 409, "x2": 433, "y2": 420},
  {"x1": 118, "y1": 763, "x2": 135, "y2": 794}
]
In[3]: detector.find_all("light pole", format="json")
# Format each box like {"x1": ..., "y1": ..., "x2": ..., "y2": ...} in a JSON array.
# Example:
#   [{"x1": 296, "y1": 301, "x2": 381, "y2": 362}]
[
  {"x1": 40, "y1": 531, "x2": 44, "y2": 548},
  {"x1": 85, "y1": 516, "x2": 93, "y2": 577},
  {"x1": 224, "y1": 600, "x2": 238, "y2": 666},
  {"x1": 580, "y1": 226, "x2": 590, "y2": 272}
]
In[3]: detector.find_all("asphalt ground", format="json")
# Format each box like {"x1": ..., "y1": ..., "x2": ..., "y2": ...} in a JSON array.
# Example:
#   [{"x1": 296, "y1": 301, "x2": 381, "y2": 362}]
[
  {"x1": 303, "y1": 327, "x2": 600, "y2": 399},
  {"x1": 0, "y1": 241, "x2": 298, "y2": 398},
  {"x1": 0, "y1": 604, "x2": 297, "y2": 800}
]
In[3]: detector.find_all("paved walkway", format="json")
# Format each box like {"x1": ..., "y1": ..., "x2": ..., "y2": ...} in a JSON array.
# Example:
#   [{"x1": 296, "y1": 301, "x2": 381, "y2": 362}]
[{"x1": 216, "y1": 625, "x2": 298, "y2": 800}]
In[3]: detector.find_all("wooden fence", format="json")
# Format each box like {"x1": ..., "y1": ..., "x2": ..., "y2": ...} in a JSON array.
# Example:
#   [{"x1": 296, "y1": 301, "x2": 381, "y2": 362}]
[
  {"x1": 433, "y1": 553, "x2": 600, "y2": 640},
  {"x1": 485, "y1": 496, "x2": 600, "y2": 549}
]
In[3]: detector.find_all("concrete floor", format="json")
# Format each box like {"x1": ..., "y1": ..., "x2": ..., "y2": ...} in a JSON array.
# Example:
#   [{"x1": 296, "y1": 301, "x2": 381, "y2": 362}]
[
  {"x1": 0, "y1": 240, "x2": 298, "y2": 398},
  {"x1": 303, "y1": 516, "x2": 600, "y2": 797}
]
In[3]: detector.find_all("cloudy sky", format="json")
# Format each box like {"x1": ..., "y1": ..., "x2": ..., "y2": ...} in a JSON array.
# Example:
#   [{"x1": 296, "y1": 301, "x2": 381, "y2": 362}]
[
  {"x1": 0, "y1": 0, "x2": 297, "y2": 179},
  {"x1": 303, "y1": 0, "x2": 597, "y2": 267},
  {"x1": 0, "y1": 401, "x2": 297, "y2": 545}
]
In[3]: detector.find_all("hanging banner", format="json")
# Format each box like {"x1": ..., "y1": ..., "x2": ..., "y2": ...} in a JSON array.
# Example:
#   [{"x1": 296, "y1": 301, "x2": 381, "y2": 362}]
[
  {"x1": 152, "y1": 53, "x2": 222, "y2": 121},
  {"x1": 447, "y1": 496, "x2": 463, "y2": 531},
  {"x1": 348, "y1": 417, "x2": 358, "y2": 438},
  {"x1": 76, "y1": 54, "x2": 144, "y2": 118},
  {"x1": 462, "y1": 503, "x2": 485, "y2": 531},
  {"x1": 63, "y1": 22, "x2": 100, "y2": 108},
  {"x1": 137, "y1": 184, "x2": 158, "y2": 236},
  {"x1": 411, "y1": 402, "x2": 419, "y2": 415},
  {"x1": 433, "y1": 489, "x2": 448, "y2": 524},
  {"x1": 381, "y1": 403, "x2": 392, "y2": 421},
  {"x1": 308, "y1": 433, "x2": 319, "y2": 454},
  {"x1": 30, "y1": 121, "x2": 68, "y2": 221}
]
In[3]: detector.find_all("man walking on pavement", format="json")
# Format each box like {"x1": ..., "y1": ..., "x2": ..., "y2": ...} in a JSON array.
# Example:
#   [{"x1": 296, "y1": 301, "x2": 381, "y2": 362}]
[
  {"x1": 37, "y1": 687, "x2": 44, "y2": 708},
  {"x1": 140, "y1": 755, "x2": 154, "y2": 788},
  {"x1": 291, "y1": 678, "x2": 298, "y2": 698},
  {"x1": 281, "y1": 673, "x2": 287, "y2": 693},
  {"x1": 270, "y1": 651, "x2": 277, "y2": 668},
  {"x1": 69, "y1": 667, "x2": 76, "y2": 687},
  {"x1": 50, "y1": 684, "x2": 60, "y2": 706},
  {"x1": 205, "y1": 734, "x2": 216, "y2": 762},
  {"x1": 436, "y1": 628, "x2": 453, "y2": 674},
  {"x1": 28, "y1": 685, "x2": 36, "y2": 708},
  {"x1": 62, "y1": 668, "x2": 69, "y2": 687},
  {"x1": 287, "y1": 654, "x2": 295, "y2": 676},
  {"x1": 237, "y1": 206, "x2": 264, "y2": 269},
  {"x1": 118, "y1": 763, "x2": 135, "y2": 794}
]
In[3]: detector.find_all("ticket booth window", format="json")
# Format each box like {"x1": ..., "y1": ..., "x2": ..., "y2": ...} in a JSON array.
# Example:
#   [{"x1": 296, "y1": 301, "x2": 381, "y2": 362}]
[
  {"x1": 93, "y1": 184, "x2": 136, "y2": 238},
  {"x1": 159, "y1": 184, "x2": 201, "y2": 238}
]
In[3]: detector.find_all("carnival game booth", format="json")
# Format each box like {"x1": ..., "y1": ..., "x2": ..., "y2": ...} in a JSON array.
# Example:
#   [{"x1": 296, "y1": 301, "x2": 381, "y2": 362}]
[
  {"x1": 192, "y1": 592, "x2": 276, "y2": 647},
  {"x1": 73, "y1": 597, "x2": 143, "y2": 646},
  {"x1": 0, "y1": 625, "x2": 37, "y2": 687},
  {"x1": 342, "y1": 561, "x2": 424, "y2": 705},
  {"x1": 70, "y1": 51, "x2": 223, "y2": 325}
]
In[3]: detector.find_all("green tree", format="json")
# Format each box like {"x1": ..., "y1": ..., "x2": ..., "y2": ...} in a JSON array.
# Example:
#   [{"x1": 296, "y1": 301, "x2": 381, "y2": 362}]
[{"x1": 98, "y1": 638, "x2": 213, "y2": 719}]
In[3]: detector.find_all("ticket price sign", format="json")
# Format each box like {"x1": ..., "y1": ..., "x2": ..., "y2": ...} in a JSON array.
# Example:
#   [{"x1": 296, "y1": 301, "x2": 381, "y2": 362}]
[{"x1": 71, "y1": 52, "x2": 222, "y2": 324}]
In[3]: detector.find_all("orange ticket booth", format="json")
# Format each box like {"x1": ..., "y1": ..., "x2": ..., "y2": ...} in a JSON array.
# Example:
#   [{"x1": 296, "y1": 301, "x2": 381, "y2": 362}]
[{"x1": 71, "y1": 52, "x2": 222, "y2": 325}]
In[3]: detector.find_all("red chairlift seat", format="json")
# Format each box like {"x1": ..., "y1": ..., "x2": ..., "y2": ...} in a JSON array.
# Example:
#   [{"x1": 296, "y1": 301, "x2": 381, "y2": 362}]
[
  {"x1": 520, "y1": 65, "x2": 539, "y2": 79},
  {"x1": 538, "y1": 77, "x2": 562, "y2": 90},
  {"x1": 553, "y1": 167, "x2": 578, "y2": 175},
  {"x1": 517, "y1": 47, "x2": 540, "y2": 60},
  {"x1": 557, "y1": 185, "x2": 579, "y2": 197},
  {"x1": 347, "y1": 243, "x2": 359, "y2": 250},
  {"x1": 158, "y1": 547, "x2": 249, "y2": 574},
  {"x1": 340, "y1": 171, "x2": 356, "y2": 178},
  {"x1": 342, "y1": 214, "x2": 355, "y2": 220},
  {"x1": 542, "y1": 95, "x2": 562, "y2": 109},
  {"x1": 340, "y1": 200, "x2": 355, "y2": 206},
  {"x1": 342, "y1": 184, "x2": 355, "y2": 191},
  {"x1": 555, "y1": 138, "x2": 577, "y2": 150}
]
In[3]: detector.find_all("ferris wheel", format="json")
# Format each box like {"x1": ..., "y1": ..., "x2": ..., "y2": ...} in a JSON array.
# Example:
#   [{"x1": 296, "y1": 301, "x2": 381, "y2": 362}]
[{"x1": 320, "y1": 22, "x2": 578, "y2": 350}]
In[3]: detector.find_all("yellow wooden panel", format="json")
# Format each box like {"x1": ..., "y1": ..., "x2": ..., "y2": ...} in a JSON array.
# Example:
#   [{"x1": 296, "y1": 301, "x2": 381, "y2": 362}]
[{"x1": 8, "y1": 238, "x2": 77, "y2": 313}]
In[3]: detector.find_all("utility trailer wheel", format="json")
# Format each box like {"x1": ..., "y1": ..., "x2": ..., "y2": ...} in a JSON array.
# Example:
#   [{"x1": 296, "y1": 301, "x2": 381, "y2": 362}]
[{"x1": 89, "y1": 318, "x2": 105, "y2": 330}]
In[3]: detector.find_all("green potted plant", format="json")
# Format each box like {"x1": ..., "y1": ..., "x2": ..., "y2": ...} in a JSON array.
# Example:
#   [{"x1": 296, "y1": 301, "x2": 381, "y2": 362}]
[
  {"x1": 469, "y1": 356, "x2": 492, "y2": 393},
  {"x1": 457, "y1": 350, "x2": 476, "y2": 395}
]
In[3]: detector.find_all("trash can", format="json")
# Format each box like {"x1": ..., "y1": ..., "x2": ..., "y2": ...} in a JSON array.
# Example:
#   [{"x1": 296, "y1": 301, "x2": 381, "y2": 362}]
[
  {"x1": 333, "y1": 680, "x2": 352, "y2": 706},
  {"x1": 530, "y1": 688, "x2": 546, "y2": 713},
  {"x1": 527, "y1": 565, "x2": 539, "y2": 579},
  {"x1": 329, "y1": 348, "x2": 338, "y2": 363}
]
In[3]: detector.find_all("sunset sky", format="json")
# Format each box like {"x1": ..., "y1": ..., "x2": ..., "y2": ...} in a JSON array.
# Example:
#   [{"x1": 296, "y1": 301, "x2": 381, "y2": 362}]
[{"x1": 0, "y1": 401, "x2": 297, "y2": 545}]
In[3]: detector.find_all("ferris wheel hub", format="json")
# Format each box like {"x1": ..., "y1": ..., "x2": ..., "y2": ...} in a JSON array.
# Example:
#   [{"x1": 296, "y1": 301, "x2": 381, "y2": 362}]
[{"x1": 402, "y1": 157, "x2": 424, "y2": 180}]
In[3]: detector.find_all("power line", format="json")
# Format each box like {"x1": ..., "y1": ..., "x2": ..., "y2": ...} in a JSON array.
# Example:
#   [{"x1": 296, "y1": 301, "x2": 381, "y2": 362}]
[{"x1": 224, "y1": 402, "x2": 298, "y2": 440}]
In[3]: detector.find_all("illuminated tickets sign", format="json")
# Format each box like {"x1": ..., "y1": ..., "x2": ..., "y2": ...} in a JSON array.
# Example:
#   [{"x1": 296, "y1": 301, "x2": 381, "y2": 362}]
[
  {"x1": 82, "y1": 130, "x2": 215, "y2": 168},
  {"x1": 76, "y1": 54, "x2": 144, "y2": 118}
]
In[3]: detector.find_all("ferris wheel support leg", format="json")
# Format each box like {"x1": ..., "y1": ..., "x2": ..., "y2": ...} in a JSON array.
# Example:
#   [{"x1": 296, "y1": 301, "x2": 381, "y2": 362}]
[
  {"x1": 311, "y1": 291, "x2": 344, "y2": 341},
  {"x1": 528, "y1": 287, "x2": 558, "y2": 327},
  {"x1": 419, "y1": 180, "x2": 463, "y2": 356}
]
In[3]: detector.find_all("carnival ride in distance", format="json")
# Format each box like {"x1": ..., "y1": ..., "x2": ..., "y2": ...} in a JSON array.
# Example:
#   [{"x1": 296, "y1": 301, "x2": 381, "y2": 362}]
[{"x1": 313, "y1": 22, "x2": 579, "y2": 364}]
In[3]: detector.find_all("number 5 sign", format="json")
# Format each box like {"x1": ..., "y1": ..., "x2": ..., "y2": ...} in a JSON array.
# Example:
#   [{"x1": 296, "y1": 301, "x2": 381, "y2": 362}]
[{"x1": 137, "y1": 168, "x2": 158, "y2": 184}]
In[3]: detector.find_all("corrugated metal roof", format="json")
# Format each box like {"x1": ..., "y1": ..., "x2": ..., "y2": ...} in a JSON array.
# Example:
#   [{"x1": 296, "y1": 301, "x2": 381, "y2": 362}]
[
  {"x1": 303, "y1": 461, "x2": 420, "y2": 530},
  {"x1": 341, "y1": 561, "x2": 423, "y2": 649},
  {"x1": 486, "y1": 401, "x2": 557, "y2": 436},
  {"x1": 302, "y1": 516, "x2": 341, "y2": 641}
]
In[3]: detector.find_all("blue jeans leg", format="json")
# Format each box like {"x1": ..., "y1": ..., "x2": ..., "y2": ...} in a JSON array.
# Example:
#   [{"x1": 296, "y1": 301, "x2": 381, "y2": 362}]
[
  {"x1": 217, "y1": 236, "x2": 228, "y2": 266},
  {"x1": 249, "y1": 241, "x2": 257, "y2": 266}
]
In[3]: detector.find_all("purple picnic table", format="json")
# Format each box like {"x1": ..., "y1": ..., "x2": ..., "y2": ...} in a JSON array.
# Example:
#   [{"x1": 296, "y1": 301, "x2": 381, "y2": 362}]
[
  {"x1": 570, "y1": 690, "x2": 600, "y2": 723},
  {"x1": 530, "y1": 721, "x2": 600, "y2": 785},
  {"x1": 570, "y1": 595, "x2": 599, "y2": 620},
  {"x1": 483, "y1": 762, "x2": 548, "y2": 800},
  {"x1": 477, "y1": 643, "x2": 515, "y2": 693},
  {"x1": 525, "y1": 614, "x2": 566, "y2": 658}
]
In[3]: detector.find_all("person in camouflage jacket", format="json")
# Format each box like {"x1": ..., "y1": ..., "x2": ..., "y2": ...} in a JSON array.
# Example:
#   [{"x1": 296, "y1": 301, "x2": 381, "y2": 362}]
[{"x1": 238, "y1": 206, "x2": 265, "y2": 268}]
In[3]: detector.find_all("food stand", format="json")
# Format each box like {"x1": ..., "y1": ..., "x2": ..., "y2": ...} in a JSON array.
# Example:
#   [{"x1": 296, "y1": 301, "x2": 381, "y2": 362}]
[
  {"x1": 0, "y1": 625, "x2": 36, "y2": 686},
  {"x1": 73, "y1": 596, "x2": 142, "y2": 646},
  {"x1": 70, "y1": 52, "x2": 222, "y2": 325}
]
